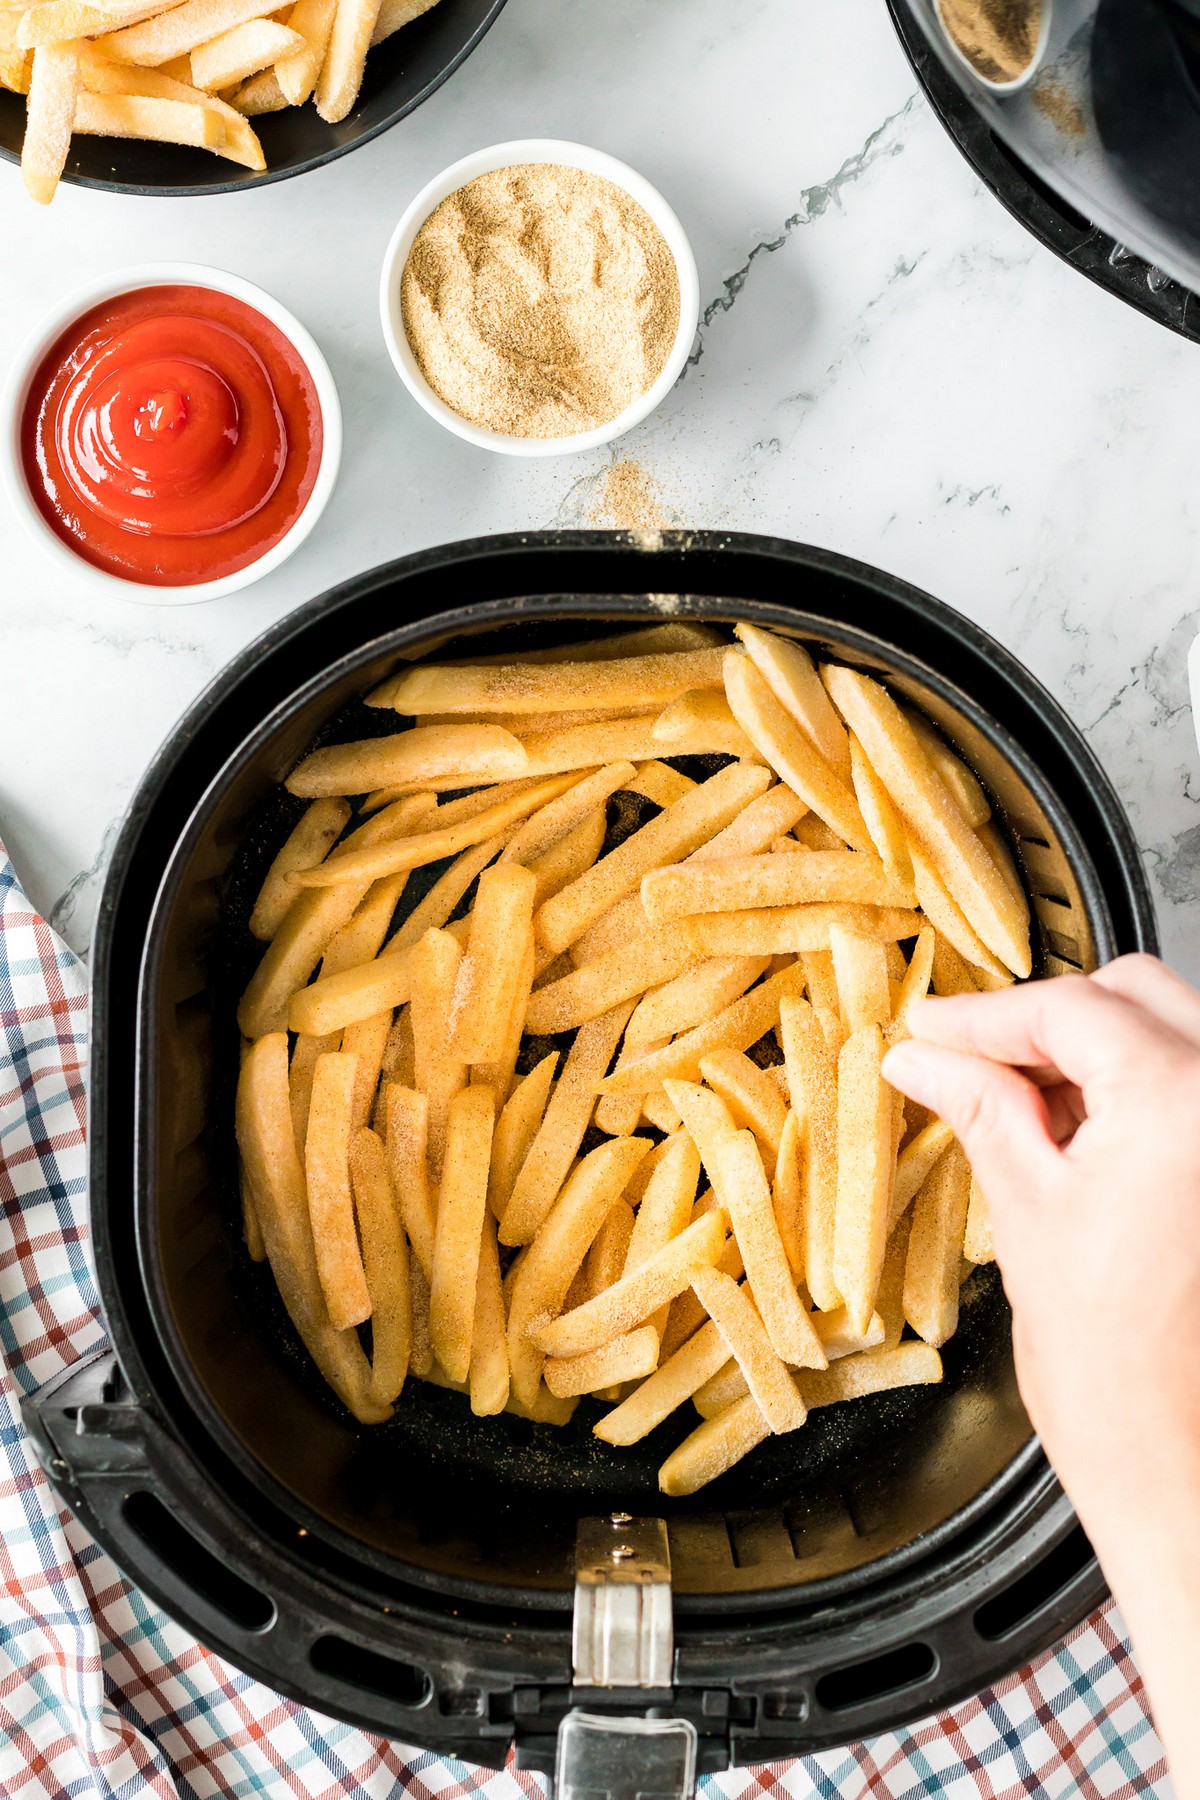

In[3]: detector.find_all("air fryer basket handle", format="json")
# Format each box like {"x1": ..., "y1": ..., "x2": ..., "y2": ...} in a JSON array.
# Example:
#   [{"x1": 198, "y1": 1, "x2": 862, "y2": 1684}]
[{"x1": 556, "y1": 1710, "x2": 697, "y2": 1800}]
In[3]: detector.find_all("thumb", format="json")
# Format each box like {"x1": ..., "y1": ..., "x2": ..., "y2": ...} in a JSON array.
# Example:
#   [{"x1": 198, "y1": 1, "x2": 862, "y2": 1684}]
[{"x1": 882, "y1": 1039, "x2": 1063, "y2": 1216}]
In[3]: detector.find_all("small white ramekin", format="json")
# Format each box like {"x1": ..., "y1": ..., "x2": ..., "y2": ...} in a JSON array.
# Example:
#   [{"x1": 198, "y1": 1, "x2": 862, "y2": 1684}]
[
  {"x1": 0, "y1": 261, "x2": 342, "y2": 607},
  {"x1": 379, "y1": 139, "x2": 701, "y2": 458}
]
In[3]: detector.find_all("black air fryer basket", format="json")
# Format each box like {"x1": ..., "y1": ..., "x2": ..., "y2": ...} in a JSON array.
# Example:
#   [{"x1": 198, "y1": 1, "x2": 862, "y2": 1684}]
[{"x1": 26, "y1": 532, "x2": 1155, "y2": 1788}]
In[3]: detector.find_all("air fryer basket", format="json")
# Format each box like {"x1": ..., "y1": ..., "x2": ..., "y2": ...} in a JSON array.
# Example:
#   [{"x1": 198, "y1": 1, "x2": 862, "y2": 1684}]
[{"x1": 26, "y1": 532, "x2": 1155, "y2": 1773}]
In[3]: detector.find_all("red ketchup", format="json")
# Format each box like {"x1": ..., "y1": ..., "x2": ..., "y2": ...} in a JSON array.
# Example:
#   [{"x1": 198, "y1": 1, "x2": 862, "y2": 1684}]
[{"x1": 22, "y1": 284, "x2": 323, "y2": 586}]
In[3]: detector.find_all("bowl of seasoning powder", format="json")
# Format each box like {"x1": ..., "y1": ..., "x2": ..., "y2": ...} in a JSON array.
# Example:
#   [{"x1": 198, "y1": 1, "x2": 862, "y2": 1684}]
[{"x1": 379, "y1": 139, "x2": 699, "y2": 455}]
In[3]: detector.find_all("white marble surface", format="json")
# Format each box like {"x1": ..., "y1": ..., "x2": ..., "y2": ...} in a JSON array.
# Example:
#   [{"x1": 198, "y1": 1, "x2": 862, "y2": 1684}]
[{"x1": 1, "y1": 0, "x2": 1198, "y2": 974}]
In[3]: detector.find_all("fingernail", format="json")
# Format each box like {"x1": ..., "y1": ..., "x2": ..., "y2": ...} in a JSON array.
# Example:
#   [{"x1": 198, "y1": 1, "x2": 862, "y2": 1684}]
[{"x1": 881, "y1": 1040, "x2": 938, "y2": 1108}]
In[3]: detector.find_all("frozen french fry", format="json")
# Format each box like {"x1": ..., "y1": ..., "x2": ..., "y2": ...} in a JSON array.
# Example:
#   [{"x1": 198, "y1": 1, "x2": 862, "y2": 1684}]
[
  {"x1": 651, "y1": 689, "x2": 758, "y2": 758},
  {"x1": 380, "y1": 1006, "x2": 415, "y2": 1094},
  {"x1": 237, "y1": 1035, "x2": 386, "y2": 1422},
  {"x1": 829, "y1": 925, "x2": 891, "y2": 1033},
  {"x1": 888, "y1": 1117, "x2": 954, "y2": 1233},
  {"x1": 658, "y1": 1394, "x2": 772, "y2": 1496},
  {"x1": 533, "y1": 1208, "x2": 729, "y2": 1362},
  {"x1": 594, "y1": 1036, "x2": 668, "y2": 1136},
  {"x1": 888, "y1": 926, "x2": 935, "y2": 1043},
  {"x1": 698, "y1": 1049, "x2": 787, "y2": 1167},
  {"x1": 535, "y1": 762, "x2": 772, "y2": 955},
  {"x1": 875, "y1": 1212, "x2": 911, "y2": 1349},
  {"x1": 848, "y1": 732, "x2": 913, "y2": 884},
  {"x1": 275, "y1": 0, "x2": 333, "y2": 102},
  {"x1": 190, "y1": 15, "x2": 301, "y2": 86},
  {"x1": 930, "y1": 932, "x2": 982, "y2": 997},
  {"x1": 305, "y1": 1051, "x2": 371, "y2": 1331},
  {"x1": 724, "y1": 651, "x2": 871, "y2": 852},
  {"x1": 384, "y1": 1084, "x2": 435, "y2": 1281},
  {"x1": 903, "y1": 1141, "x2": 971, "y2": 1347},
  {"x1": 429, "y1": 1084, "x2": 495, "y2": 1383},
  {"x1": 641, "y1": 1088, "x2": 684, "y2": 1134},
  {"x1": 909, "y1": 839, "x2": 1012, "y2": 983},
  {"x1": 691, "y1": 1266, "x2": 806, "y2": 1433},
  {"x1": 772, "y1": 1108, "x2": 804, "y2": 1280},
  {"x1": 97, "y1": 0, "x2": 282, "y2": 63},
  {"x1": 410, "y1": 927, "x2": 468, "y2": 1180},
  {"x1": 707, "y1": 1129, "x2": 826, "y2": 1369},
  {"x1": 792, "y1": 813, "x2": 848, "y2": 852},
  {"x1": 526, "y1": 806, "x2": 607, "y2": 905},
  {"x1": 832, "y1": 1025, "x2": 894, "y2": 1336},
  {"x1": 682, "y1": 904, "x2": 921, "y2": 958},
  {"x1": 487, "y1": 1052, "x2": 558, "y2": 1220},
  {"x1": 822, "y1": 665, "x2": 1030, "y2": 977},
  {"x1": 397, "y1": 622, "x2": 721, "y2": 677},
  {"x1": 625, "y1": 955, "x2": 769, "y2": 1049},
  {"x1": 508, "y1": 1135, "x2": 653, "y2": 1406},
  {"x1": 598, "y1": 963, "x2": 806, "y2": 1096},
  {"x1": 735, "y1": 623, "x2": 852, "y2": 778},
  {"x1": 471, "y1": 931, "x2": 534, "y2": 1104},
  {"x1": 901, "y1": 707, "x2": 990, "y2": 828},
  {"x1": 585, "y1": 1199, "x2": 635, "y2": 1300},
  {"x1": 544, "y1": 1324, "x2": 660, "y2": 1398},
  {"x1": 449, "y1": 862, "x2": 537, "y2": 1062},
  {"x1": 20, "y1": 41, "x2": 77, "y2": 202},
  {"x1": 500, "y1": 761, "x2": 635, "y2": 866},
  {"x1": 797, "y1": 1339, "x2": 942, "y2": 1409},
  {"x1": 250, "y1": 799, "x2": 350, "y2": 940},
  {"x1": 799, "y1": 946, "x2": 844, "y2": 1051},
  {"x1": 320, "y1": 874, "x2": 407, "y2": 978},
  {"x1": 964, "y1": 1174, "x2": 994, "y2": 1265},
  {"x1": 623, "y1": 1132, "x2": 701, "y2": 1337},
  {"x1": 524, "y1": 928, "x2": 697, "y2": 1036},
  {"x1": 390, "y1": 647, "x2": 727, "y2": 716},
  {"x1": 289, "y1": 1029, "x2": 340, "y2": 1158},
  {"x1": 642, "y1": 850, "x2": 912, "y2": 924},
  {"x1": 594, "y1": 1318, "x2": 730, "y2": 1444},
  {"x1": 500, "y1": 1001, "x2": 632, "y2": 1246},
  {"x1": 778, "y1": 995, "x2": 840, "y2": 1311},
  {"x1": 623, "y1": 760, "x2": 697, "y2": 807},
  {"x1": 469, "y1": 1210, "x2": 509, "y2": 1415},
  {"x1": 409, "y1": 1256, "x2": 433, "y2": 1376},
  {"x1": 977, "y1": 819, "x2": 1026, "y2": 907},
  {"x1": 287, "y1": 725, "x2": 527, "y2": 799},
  {"x1": 350, "y1": 1126, "x2": 410, "y2": 1407},
  {"x1": 342, "y1": 1008, "x2": 391, "y2": 1131},
  {"x1": 239, "y1": 879, "x2": 369, "y2": 1038}
]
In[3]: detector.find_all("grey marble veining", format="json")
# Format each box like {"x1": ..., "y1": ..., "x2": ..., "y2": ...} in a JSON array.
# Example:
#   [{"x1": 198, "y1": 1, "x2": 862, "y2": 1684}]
[{"x1": 0, "y1": 0, "x2": 1197, "y2": 975}]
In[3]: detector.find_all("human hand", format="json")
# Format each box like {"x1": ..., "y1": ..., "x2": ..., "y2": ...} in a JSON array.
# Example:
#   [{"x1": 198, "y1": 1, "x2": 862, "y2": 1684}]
[{"x1": 883, "y1": 957, "x2": 1200, "y2": 1793}]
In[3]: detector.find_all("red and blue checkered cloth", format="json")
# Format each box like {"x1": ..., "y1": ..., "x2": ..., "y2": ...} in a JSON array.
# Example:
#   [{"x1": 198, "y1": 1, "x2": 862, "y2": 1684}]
[{"x1": 0, "y1": 840, "x2": 1171, "y2": 1800}]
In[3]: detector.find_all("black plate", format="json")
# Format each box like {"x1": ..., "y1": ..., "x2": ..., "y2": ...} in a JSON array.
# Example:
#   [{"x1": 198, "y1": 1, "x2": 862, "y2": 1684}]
[{"x1": 0, "y1": 0, "x2": 506, "y2": 195}]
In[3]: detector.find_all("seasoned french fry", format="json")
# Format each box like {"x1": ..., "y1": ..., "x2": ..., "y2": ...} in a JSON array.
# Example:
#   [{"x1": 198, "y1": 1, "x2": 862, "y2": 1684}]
[
  {"x1": 312, "y1": 0, "x2": 379, "y2": 118},
  {"x1": 296, "y1": 777, "x2": 575, "y2": 889},
  {"x1": 545, "y1": 1324, "x2": 660, "y2": 1398},
  {"x1": 305, "y1": 1052, "x2": 371, "y2": 1331},
  {"x1": 822, "y1": 665, "x2": 1031, "y2": 977},
  {"x1": 429, "y1": 1084, "x2": 495, "y2": 1382},
  {"x1": 250, "y1": 799, "x2": 349, "y2": 940},
  {"x1": 901, "y1": 707, "x2": 990, "y2": 828},
  {"x1": 526, "y1": 806, "x2": 607, "y2": 906},
  {"x1": 390, "y1": 648, "x2": 727, "y2": 717},
  {"x1": 508, "y1": 1135, "x2": 653, "y2": 1406},
  {"x1": 469, "y1": 1210, "x2": 510, "y2": 1415},
  {"x1": 384, "y1": 1083, "x2": 435, "y2": 1281},
  {"x1": 20, "y1": 2, "x2": 161, "y2": 48},
  {"x1": 772, "y1": 1108, "x2": 804, "y2": 1280},
  {"x1": 230, "y1": 64, "x2": 284, "y2": 110},
  {"x1": 471, "y1": 929, "x2": 534, "y2": 1104},
  {"x1": 799, "y1": 947, "x2": 844, "y2": 1051},
  {"x1": 240, "y1": 879, "x2": 369, "y2": 1038},
  {"x1": 237, "y1": 1036, "x2": 386, "y2": 1422},
  {"x1": 691, "y1": 1266, "x2": 807, "y2": 1433},
  {"x1": 623, "y1": 1132, "x2": 700, "y2": 1337},
  {"x1": 487, "y1": 1052, "x2": 557, "y2": 1221},
  {"x1": 659, "y1": 1394, "x2": 772, "y2": 1496},
  {"x1": 288, "y1": 935, "x2": 420, "y2": 1038},
  {"x1": 21, "y1": 40, "x2": 77, "y2": 203},
  {"x1": 642, "y1": 850, "x2": 912, "y2": 925},
  {"x1": 903, "y1": 1141, "x2": 971, "y2": 1347},
  {"x1": 598, "y1": 963, "x2": 806, "y2": 1096},
  {"x1": 797, "y1": 1338, "x2": 942, "y2": 1409},
  {"x1": 358, "y1": 781, "x2": 531, "y2": 845},
  {"x1": 536, "y1": 762, "x2": 772, "y2": 955},
  {"x1": 848, "y1": 732, "x2": 913, "y2": 890},
  {"x1": 698, "y1": 1050, "x2": 787, "y2": 1167},
  {"x1": 651, "y1": 689, "x2": 758, "y2": 758},
  {"x1": 832, "y1": 1025, "x2": 893, "y2": 1335},
  {"x1": 448, "y1": 862, "x2": 536, "y2": 1062},
  {"x1": 384, "y1": 827, "x2": 509, "y2": 949},
  {"x1": 0, "y1": 16, "x2": 30, "y2": 94},
  {"x1": 706, "y1": 1129, "x2": 826, "y2": 1369},
  {"x1": 533, "y1": 1208, "x2": 729, "y2": 1362},
  {"x1": 977, "y1": 819, "x2": 1025, "y2": 906},
  {"x1": 691, "y1": 780, "x2": 809, "y2": 861},
  {"x1": 779, "y1": 995, "x2": 840, "y2": 1312},
  {"x1": 97, "y1": 0, "x2": 281, "y2": 63},
  {"x1": 626, "y1": 956, "x2": 769, "y2": 1049},
  {"x1": 524, "y1": 928, "x2": 697, "y2": 1036},
  {"x1": 641, "y1": 1087, "x2": 684, "y2": 1134},
  {"x1": 340, "y1": 1007, "x2": 391, "y2": 1131},
  {"x1": 682, "y1": 903, "x2": 922, "y2": 958},
  {"x1": 724, "y1": 651, "x2": 871, "y2": 852},
  {"x1": 500, "y1": 1001, "x2": 633, "y2": 1246},
  {"x1": 964, "y1": 1174, "x2": 994, "y2": 1265},
  {"x1": 410, "y1": 928, "x2": 468, "y2": 1180},
  {"x1": 275, "y1": 0, "x2": 332, "y2": 101},
  {"x1": 500, "y1": 762, "x2": 635, "y2": 867},
  {"x1": 350, "y1": 1126, "x2": 410, "y2": 1407},
  {"x1": 930, "y1": 933, "x2": 980, "y2": 997},
  {"x1": 586, "y1": 1199, "x2": 635, "y2": 1299},
  {"x1": 888, "y1": 925, "x2": 935, "y2": 1042},
  {"x1": 319, "y1": 873, "x2": 409, "y2": 979},
  {"x1": 289, "y1": 1029, "x2": 340, "y2": 1157},
  {"x1": 594, "y1": 1318, "x2": 730, "y2": 1444},
  {"x1": 287, "y1": 725, "x2": 527, "y2": 800},
  {"x1": 909, "y1": 838, "x2": 1012, "y2": 983},
  {"x1": 623, "y1": 760, "x2": 697, "y2": 807},
  {"x1": 594, "y1": 1035, "x2": 666, "y2": 1136},
  {"x1": 379, "y1": 1006, "x2": 414, "y2": 1096},
  {"x1": 875, "y1": 1211, "x2": 911, "y2": 1349},
  {"x1": 888, "y1": 1117, "x2": 954, "y2": 1233},
  {"x1": 829, "y1": 925, "x2": 891, "y2": 1033},
  {"x1": 393, "y1": 623, "x2": 723, "y2": 675},
  {"x1": 409, "y1": 1256, "x2": 433, "y2": 1376},
  {"x1": 190, "y1": 16, "x2": 300, "y2": 86},
  {"x1": 735, "y1": 623, "x2": 852, "y2": 778},
  {"x1": 658, "y1": 1218, "x2": 744, "y2": 1360}
]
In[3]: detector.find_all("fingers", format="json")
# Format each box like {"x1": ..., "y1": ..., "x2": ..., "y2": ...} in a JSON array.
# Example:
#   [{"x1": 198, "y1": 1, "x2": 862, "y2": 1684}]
[
  {"x1": 903, "y1": 975, "x2": 1181, "y2": 1091},
  {"x1": 883, "y1": 1038, "x2": 1063, "y2": 1209},
  {"x1": 1090, "y1": 954, "x2": 1200, "y2": 1053}
]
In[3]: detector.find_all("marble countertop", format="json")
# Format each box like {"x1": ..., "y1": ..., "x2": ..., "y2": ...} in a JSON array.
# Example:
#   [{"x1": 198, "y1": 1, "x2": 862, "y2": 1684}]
[{"x1": 1, "y1": 0, "x2": 1197, "y2": 975}]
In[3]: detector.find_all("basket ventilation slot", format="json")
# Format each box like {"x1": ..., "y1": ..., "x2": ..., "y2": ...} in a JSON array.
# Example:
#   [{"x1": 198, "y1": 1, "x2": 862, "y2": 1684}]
[
  {"x1": 973, "y1": 1524, "x2": 1094, "y2": 1642},
  {"x1": 122, "y1": 1491, "x2": 274, "y2": 1632},
  {"x1": 310, "y1": 1636, "x2": 432, "y2": 1708},
  {"x1": 815, "y1": 1642, "x2": 936, "y2": 1714}
]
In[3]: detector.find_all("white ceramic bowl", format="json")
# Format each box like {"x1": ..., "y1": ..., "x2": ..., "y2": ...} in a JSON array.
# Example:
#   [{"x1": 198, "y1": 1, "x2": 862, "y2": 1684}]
[
  {"x1": 379, "y1": 139, "x2": 701, "y2": 457},
  {"x1": 0, "y1": 261, "x2": 342, "y2": 607},
  {"x1": 933, "y1": 0, "x2": 1052, "y2": 94}
]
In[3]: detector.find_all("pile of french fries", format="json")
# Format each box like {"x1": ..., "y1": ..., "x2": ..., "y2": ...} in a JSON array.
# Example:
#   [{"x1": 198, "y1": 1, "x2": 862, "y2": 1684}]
[
  {"x1": 4, "y1": 0, "x2": 440, "y2": 201},
  {"x1": 235, "y1": 618, "x2": 1031, "y2": 1496}
]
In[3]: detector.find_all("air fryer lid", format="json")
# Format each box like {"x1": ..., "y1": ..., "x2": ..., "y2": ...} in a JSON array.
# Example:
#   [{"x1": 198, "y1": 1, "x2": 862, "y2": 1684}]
[{"x1": 41, "y1": 534, "x2": 1154, "y2": 1764}]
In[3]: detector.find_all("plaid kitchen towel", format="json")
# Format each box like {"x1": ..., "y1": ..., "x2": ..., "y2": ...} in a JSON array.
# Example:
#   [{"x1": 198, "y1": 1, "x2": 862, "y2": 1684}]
[{"x1": 0, "y1": 840, "x2": 1171, "y2": 1800}]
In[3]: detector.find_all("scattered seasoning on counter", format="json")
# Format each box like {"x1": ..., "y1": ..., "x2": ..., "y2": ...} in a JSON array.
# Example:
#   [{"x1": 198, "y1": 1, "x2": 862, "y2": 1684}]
[
  {"x1": 591, "y1": 459, "x2": 669, "y2": 533},
  {"x1": 1033, "y1": 77, "x2": 1086, "y2": 139},
  {"x1": 401, "y1": 163, "x2": 681, "y2": 438},
  {"x1": 938, "y1": 0, "x2": 1041, "y2": 85}
]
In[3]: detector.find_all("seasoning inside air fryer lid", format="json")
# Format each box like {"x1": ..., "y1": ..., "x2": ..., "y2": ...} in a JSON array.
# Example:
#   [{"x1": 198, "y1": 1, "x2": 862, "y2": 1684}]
[
  {"x1": 937, "y1": 0, "x2": 1042, "y2": 85},
  {"x1": 400, "y1": 163, "x2": 681, "y2": 439}
]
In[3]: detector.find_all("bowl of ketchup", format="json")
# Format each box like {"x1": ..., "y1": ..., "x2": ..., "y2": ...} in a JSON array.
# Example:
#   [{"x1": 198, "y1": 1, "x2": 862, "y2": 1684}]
[{"x1": 2, "y1": 262, "x2": 341, "y2": 604}]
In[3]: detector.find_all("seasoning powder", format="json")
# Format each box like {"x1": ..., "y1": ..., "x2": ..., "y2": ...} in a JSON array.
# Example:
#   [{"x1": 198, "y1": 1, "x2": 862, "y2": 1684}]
[
  {"x1": 938, "y1": 0, "x2": 1041, "y2": 85},
  {"x1": 401, "y1": 163, "x2": 682, "y2": 439}
]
